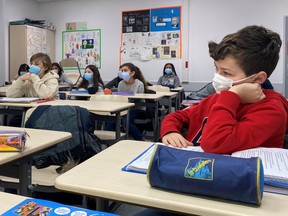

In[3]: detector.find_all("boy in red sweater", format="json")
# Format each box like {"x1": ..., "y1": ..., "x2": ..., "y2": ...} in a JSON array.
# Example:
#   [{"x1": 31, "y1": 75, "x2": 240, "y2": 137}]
[{"x1": 161, "y1": 25, "x2": 288, "y2": 154}]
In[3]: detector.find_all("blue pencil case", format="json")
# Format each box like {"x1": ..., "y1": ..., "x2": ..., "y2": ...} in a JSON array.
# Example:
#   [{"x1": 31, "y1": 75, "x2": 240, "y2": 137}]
[{"x1": 147, "y1": 145, "x2": 264, "y2": 205}]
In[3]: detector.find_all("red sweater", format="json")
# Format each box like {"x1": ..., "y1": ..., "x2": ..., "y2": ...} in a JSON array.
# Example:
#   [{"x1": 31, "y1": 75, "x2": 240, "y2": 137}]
[{"x1": 161, "y1": 90, "x2": 288, "y2": 154}]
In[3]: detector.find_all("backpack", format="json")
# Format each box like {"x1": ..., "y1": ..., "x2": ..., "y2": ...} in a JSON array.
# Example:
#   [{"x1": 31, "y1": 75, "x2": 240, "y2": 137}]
[{"x1": 25, "y1": 105, "x2": 102, "y2": 169}]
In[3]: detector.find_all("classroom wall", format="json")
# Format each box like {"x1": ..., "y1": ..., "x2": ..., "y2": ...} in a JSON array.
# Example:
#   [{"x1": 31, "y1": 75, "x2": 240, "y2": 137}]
[
  {"x1": 1, "y1": 0, "x2": 288, "y2": 94},
  {"x1": 1, "y1": 0, "x2": 40, "y2": 85}
]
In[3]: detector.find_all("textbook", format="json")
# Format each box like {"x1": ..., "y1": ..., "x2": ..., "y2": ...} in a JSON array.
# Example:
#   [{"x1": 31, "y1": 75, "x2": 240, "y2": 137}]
[
  {"x1": 0, "y1": 97, "x2": 40, "y2": 103},
  {"x1": 122, "y1": 143, "x2": 204, "y2": 174},
  {"x1": 2, "y1": 197, "x2": 118, "y2": 215},
  {"x1": 123, "y1": 144, "x2": 288, "y2": 186}
]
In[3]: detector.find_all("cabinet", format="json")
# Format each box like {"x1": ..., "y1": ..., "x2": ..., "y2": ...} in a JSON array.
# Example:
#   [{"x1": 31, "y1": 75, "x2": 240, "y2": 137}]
[{"x1": 9, "y1": 25, "x2": 55, "y2": 81}]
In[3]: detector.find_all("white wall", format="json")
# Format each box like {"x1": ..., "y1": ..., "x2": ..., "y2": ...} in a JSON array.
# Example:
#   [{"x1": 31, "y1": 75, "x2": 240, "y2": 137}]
[
  {"x1": 1, "y1": 0, "x2": 40, "y2": 83},
  {"x1": 0, "y1": 0, "x2": 5, "y2": 85},
  {"x1": 1, "y1": 0, "x2": 288, "y2": 93}
]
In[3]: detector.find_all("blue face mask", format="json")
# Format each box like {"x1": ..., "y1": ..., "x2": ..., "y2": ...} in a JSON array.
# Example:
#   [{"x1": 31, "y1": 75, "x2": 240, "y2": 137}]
[
  {"x1": 29, "y1": 65, "x2": 41, "y2": 75},
  {"x1": 19, "y1": 71, "x2": 26, "y2": 76},
  {"x1": 118, "y1": 70, "x2": 123, "y2": 79},
  {"x1": 122, "y1": 71, "x2": 131, "y2": 81},
  {"x1": 84, "y1": 73, "x2": 93, "y2": 81},
  {"x1": 165, "y1": 68, "x2": 172, "y2": 74}
]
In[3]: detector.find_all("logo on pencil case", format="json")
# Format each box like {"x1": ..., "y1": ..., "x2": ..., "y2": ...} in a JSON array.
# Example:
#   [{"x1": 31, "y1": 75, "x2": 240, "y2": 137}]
[{"x1": 185, "y1": 157, "x2": 214, "y2": 180}]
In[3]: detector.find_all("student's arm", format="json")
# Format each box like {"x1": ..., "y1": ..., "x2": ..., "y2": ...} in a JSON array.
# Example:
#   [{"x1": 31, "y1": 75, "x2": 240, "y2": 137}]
[
  {"x1": 30, "y1": 74, "x2": 59, "y2": 99},
  {"x1": 157, "y1": 77, "x2": 163, "y2": 85},
  {"x1": 105, "y1": 77, "x2": 117, "y2": 89},
  {"x1": 61, "y1": 73, "x2": 73, "y2": 86},
  {"x1": 161, "y1": 107, "x2": 195, "y2": 147},
  {"x1": 6, "y1": 78, "x2": 25, "y2": 97},
  {"x1": 201, "y1": 90, "x2": 286, "y2": 154},
  {"x1": 174, "y1": 76, "x2": 181, "y2": 87}
]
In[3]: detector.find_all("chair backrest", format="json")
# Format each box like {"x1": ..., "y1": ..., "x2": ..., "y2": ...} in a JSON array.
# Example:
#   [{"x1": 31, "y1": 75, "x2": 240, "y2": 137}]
[
  {"x1": 59, "y1": 58, "x2": 82, "y2": 86},
  {"x1": 148, "y1": 85, "x2": 170, "y2": 92},
  {"x1": 89, "y1": 94, "x2": 128, "y2": 103},
  {"x1": 24, "y1": 107, "x2": 36, "y2": 124}
]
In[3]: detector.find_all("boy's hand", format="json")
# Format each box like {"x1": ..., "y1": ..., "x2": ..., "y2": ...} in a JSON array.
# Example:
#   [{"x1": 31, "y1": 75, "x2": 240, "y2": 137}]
[
  {"x1": 162, "y1": 132, "x2": 193, "y2": 148},
  {"x1": 19, "y1": 72, "x2": 32, "y2": 81},
  {"x1": 229, "y1": 83, "x2": 265, "y2": 104}
]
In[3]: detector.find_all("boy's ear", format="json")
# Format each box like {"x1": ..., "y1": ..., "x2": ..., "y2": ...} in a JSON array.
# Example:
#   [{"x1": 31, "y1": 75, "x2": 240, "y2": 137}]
[{"x1": 253, "y1": 71, "x2": 267, "y2": 84}]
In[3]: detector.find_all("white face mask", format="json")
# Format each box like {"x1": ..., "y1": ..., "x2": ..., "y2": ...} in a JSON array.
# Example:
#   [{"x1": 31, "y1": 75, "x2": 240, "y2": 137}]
[{"x1": 212, "y1": 73, "x2": 254, "y2": 93}]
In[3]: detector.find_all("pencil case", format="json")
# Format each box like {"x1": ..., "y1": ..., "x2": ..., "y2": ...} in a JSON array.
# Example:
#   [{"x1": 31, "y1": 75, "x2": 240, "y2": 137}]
[
  {"x1": 0, "y1": 130, "x2": 27, "y2": 152},
  {"x1": 147, "y1": 145, "x2": 264, "y2": 205}
]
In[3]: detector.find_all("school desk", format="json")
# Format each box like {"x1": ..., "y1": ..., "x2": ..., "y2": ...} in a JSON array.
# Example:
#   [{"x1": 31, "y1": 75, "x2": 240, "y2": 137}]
[
  {"x1": 0, "y1": 101, "x2": 40, "y2": 127},
  {"x1": 63, "y1": 93, "x2": 164, "y2": 141},
  {"x1": 0, "y1": 126, "x2": 72, "y2": 196},
  {"x1": 39, "y1": 100, "x2": 135, "y2": 140},
  {"x1": 0, "y1": 85, "x2": 11, "y2": 96},
  {"x1": 0, "y1": 191, "x2": 26, "y2": 214},
  {"x1": 55, "y1": 140, "x2": 288, "y2": 216}
]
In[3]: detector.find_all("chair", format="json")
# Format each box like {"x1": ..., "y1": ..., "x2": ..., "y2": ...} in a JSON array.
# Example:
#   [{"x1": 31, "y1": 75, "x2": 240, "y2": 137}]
[
  {"x1": 89, "y1": 95, "x2": 127, "y2": 145},
  {"x1": 59, "y1": 58, "x2": 82, "y2": 87},
  {"x1": 147, "y1": 85, "x2": 170, "y2": 92}
]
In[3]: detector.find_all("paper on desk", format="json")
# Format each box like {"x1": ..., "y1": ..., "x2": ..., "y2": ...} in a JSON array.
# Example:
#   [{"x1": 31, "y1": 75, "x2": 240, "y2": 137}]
[
  {"x1": 0, "y1": 97, "x2": 39, "y2": 103},
  {"x1": 232, "y1": 147, "x2": 288, "y2": 184},
  {"x1": 123, "y1": 143, "x2": 204, "y2": 174}
]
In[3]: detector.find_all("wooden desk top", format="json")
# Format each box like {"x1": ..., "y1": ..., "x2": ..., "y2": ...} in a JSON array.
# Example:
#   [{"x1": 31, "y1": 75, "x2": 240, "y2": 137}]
[
  {"x1": 0, "y1": 126, "x2": 72, "y2": 165},
  {"x1": 39, "y1": 100, "x2": 134, "y2": 114},
  {"x1": 55, "y1": 140, "x2": 288, "y2": 216},
  {"x1": 0, "y1": 191, "x2": 27, "y2": 214}
]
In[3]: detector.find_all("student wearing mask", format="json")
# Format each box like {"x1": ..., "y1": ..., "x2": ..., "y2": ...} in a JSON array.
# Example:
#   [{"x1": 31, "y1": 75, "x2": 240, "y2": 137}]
[
  {"x1": 76, "y1": 65, "x2": 104, "y2": 94},
  {"x1": 7, "y1": 53, "x2": 59, "y2": 99},
  {"x1": 52, "y1": 62, "x2": 73, "y2": 87},
  {"x1": 15, "y1": 63, "x2": 30, "y2": 79},
  {"x1": 160, "y1": 25, "x2": 288, "y2": 154},
  {"x1": 118, "y1": 62, "x2": 148, "y2": 140},
  {"x1": 157, "y1": 63, "x2": 180, "y2": 88}
]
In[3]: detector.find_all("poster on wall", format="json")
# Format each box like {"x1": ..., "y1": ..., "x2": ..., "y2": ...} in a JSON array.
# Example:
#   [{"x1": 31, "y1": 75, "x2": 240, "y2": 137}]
[
  {"x1": 62, "y1": 29, "x2": 101, "y2": 69},
  {"x1": 121, "y1": 6, "x2": 181, "y2": 62}
]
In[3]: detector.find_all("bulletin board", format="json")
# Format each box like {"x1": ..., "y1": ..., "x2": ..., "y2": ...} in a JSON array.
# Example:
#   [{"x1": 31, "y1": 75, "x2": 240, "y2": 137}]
[
  {"x1": 62, "y1": 29, "x2": 101, "y2": 69},
  {"x1": 121, "y1": 6, "x2": 181, "y2": 62}
]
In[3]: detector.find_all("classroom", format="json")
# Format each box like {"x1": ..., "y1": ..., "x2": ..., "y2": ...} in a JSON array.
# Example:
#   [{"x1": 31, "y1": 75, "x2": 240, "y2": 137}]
[{"x1": 1, "y1": 0, "x2": 288, "y2": 215}]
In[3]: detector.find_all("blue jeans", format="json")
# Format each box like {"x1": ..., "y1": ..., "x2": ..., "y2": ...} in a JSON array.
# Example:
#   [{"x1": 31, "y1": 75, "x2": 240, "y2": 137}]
[{"x1": 122, "y1": 109, "x2": 143, "y2": 140}]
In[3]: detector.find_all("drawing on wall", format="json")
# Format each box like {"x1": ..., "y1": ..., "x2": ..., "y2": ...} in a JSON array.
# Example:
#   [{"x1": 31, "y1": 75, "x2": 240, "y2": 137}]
[
  {"x1": 121, "y1": 6, "x2": 181, "y2": 62},
  {"x1": 62, "y1": 29, "x2": 101, "y2": 69},
  {"x1": 27, "y1": 26, "x2": 50, "y2": 64}
]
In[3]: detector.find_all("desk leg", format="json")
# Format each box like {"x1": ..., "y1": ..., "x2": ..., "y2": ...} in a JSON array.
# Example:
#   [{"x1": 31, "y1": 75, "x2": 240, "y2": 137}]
[
  {"x1": 115, "y1": 112, "x2": 121, "y2": 140},
  {"x1": 168, "y1": 97, "x2": 172, "y2": 113},
  {"x1": 125, "y1": 108, "x2": 130, "y2": 139},
  {"x1": 96, "y1": 198, "x2": 109, "y2": 212},
  {"x1": 154, "y1": 102, "x2": 159, "y2": 142},
  {"x1": 18, "y1": 158, "x2": 32, "y2": 196}
]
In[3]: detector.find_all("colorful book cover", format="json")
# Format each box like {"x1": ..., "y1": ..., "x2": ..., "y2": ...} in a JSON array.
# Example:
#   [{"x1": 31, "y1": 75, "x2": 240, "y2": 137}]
[{"x1": 2, "y1": 198, "x2": 118, "y2": 216}]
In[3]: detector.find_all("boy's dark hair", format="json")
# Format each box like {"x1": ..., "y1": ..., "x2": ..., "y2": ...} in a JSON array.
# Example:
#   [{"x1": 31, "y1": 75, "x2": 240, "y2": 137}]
[
  {"x1": 77, "y1": 65, "x2": 104, "y2": 92},
  {"x1": 208, "y1": 25, "x2": 282, "y2": 77},
  {"x1": 30, "y1": 53, "x2": 52, "y2": 74}
]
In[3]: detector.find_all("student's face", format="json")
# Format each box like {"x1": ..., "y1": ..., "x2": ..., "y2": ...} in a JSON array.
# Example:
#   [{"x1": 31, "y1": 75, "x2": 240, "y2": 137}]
[
  {"x1": 165, "y1": 64, "x2": 173, "y2": 70},
  {"x1": 120, "y1": 66, "x2": 135, "y2": 77},
  {"x1": 214, "y1": 56, "x2": 249, "y2": 82},
  {"x1": 52, "y1": 65, "x2": 59, "y2": 72},
  {"x1": 31, "y1": 59, "x2": 47, "y2": 72},
  {"x1": 85, "y1": 67, "x2": 93, "y2": 74}
]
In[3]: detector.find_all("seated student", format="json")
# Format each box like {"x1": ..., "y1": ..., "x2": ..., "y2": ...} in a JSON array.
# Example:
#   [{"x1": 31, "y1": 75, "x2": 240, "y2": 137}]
[
  {"x1": 14, "y1": 63, "x2": 30, "y2": 79},
  {"x1": 7, "y1": 53, "x2": 59, "y2": 99},
  {"x1": 52, "y1": 62, "x2": 73, "y2": 87},
  {"x1": 157, "y1": 63, "x2": 180, "y2": 88},
  {"x1": 6, "y1": 53, "x2": 59, "y2": 127},
  {"x1": 76, "y1": 65, "x2": 104, "y2": 94},
  {"x1": 160, "y1": 25, "x2": 288, "y2": 154},
  {"x1": 118, "y1": 62, "x2": 149, "y2": 141}
]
